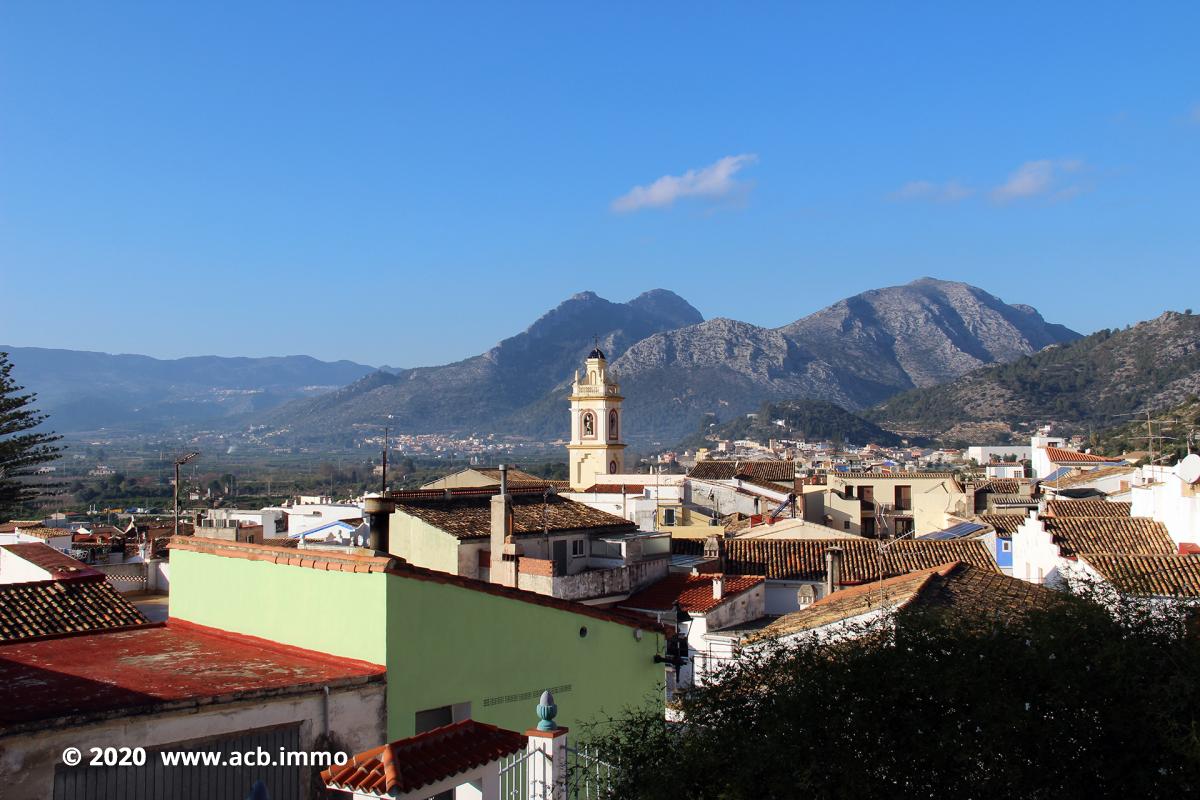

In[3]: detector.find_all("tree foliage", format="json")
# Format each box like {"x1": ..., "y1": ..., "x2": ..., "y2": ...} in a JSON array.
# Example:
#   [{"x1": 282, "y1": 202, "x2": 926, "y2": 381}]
[
  {"x1": 583, "y1": 591, "x2": 1200, "y2": 799},
  {"x1": 0, "y1": 352, "x2": 62, "y2": 515}
]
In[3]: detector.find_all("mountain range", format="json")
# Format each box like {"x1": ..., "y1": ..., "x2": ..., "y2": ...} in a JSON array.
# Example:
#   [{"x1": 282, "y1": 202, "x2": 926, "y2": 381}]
[
  {"x1": 0, "y1": 347, "x2": 377, "y2": 432},
  {"x1": 6, "y1": 278, "x2": 1089, "y2": 444},
  {"x1": 868, "y1": 310, "x2": 1200, "y2": 444}
]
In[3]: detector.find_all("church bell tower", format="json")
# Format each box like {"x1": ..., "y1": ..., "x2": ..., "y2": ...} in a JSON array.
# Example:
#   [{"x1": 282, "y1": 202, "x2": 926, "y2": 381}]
[{"x1": 568, "y1": 347, "x2": 626, "y2": 491}]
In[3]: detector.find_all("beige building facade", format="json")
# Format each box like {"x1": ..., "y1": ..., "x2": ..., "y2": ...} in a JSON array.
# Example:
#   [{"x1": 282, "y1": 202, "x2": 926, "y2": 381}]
[{"x1": 567, "y1": 349, "x2": 626, "y2": 491}]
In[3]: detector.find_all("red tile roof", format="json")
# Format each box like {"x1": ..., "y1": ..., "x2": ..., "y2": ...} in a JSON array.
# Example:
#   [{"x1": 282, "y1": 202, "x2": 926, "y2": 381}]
[
  {"x1": 0, "y1": 543, "x2": 102, "y2": 580},
  {"x1": 977, "y1": 514, "x2": 1025, "y2": 536},
  {"x1": 322, "y1": 720, "x2": 525, "y2": 796},
  {"x1": 580, "y1": 484, "x2": 647, "y2": 494},
  {"x1": 1043, "y1": 447, "x2": 1125, "y2": 465},
  {"x1": 392, "y1": 492, "x2": 635, "y2": 540},
  {"x1": 689, "y1": 461, "x2": 797, "y2": 482},
  {"x1": 752, "y1": 562, "x2": 1059, "y2": 639},
  {"x1": 1081, "y1": 553, "x2": 1200, "y2": 597},
  {"x1": 8, "y1": 526, "x2": 70, "y2": 540},
  {"x1": 0, "y1": 620, "x2": 386, "y2": 732},
  {"x1": 706, "y1": 537, "x2": 997, "y2": 582},
  {"x1": 0, "y1": 574, "x2": 149, "y2": 642},
  {"x1": 620, "y1": 573, "x2": 764, "y2": 615},
  {"x1": 170, "y1": 537, "x2": 668, "y2": 634},
  {"x1": 1044, "y1": 517, "x2": 1175, "y2": 557},
  {"x1": 1045, "y1": 500, "x2": 1132, "y2": 518}
]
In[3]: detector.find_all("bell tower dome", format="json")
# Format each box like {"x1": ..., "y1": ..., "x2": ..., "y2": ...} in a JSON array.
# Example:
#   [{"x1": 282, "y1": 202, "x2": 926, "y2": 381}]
[{"x1": 567, "y1": 348, "x2": 626, "y2": 491}]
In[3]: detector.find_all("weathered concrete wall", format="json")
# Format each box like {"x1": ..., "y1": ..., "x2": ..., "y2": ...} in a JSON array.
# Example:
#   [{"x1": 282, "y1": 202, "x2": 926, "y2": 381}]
[{"x1": 0, "y1": 682, "x2": 386, "y2": 800}]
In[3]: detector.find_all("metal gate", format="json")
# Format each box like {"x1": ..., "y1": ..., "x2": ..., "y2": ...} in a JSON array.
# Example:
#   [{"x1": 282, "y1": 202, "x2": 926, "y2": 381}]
[
  {"x1": 52, "y1": 724, "x2": 303, "y2": 800},
  {"x1": 497, "y1": 739, "x2": 615, "y2": 800}
]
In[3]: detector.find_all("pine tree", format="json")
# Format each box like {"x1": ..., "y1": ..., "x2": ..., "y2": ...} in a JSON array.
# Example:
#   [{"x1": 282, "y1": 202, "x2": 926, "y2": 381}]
[{"x1": 0, "y1": 352, "x2": 62, "y2": 515}]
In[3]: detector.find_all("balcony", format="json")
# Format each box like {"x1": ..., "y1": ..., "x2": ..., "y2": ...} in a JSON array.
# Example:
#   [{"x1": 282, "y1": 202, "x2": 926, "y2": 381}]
[{"x1": 876, "y1": 502, "x2": 912, "y2": 516}]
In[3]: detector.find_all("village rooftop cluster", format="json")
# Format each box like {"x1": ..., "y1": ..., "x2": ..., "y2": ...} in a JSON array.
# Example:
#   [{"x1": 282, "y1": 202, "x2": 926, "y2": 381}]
[{"x1": 2, "y1": 350, "x2": 1198, "y2": 799}]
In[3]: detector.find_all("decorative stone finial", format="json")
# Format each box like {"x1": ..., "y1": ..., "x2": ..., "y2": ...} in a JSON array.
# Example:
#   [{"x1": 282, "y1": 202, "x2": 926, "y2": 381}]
[{"x1": 536, "y1": 690, "x2": 558, "y2": 731}]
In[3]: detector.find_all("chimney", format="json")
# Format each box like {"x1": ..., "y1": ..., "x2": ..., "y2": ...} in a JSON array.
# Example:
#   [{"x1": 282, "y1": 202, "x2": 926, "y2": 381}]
[
  {"x1": 824, "y1": 546, "x2": 843, "y2": 596},
  {"x1": 364, "y1": 496, "x2": 395, "y2": 554},
  {"x1": 712, "y1": 575, "x2": 725, "y2": 600},
  {"x1": 490, "y1": 464, "x2": 515, "y2": 586}
]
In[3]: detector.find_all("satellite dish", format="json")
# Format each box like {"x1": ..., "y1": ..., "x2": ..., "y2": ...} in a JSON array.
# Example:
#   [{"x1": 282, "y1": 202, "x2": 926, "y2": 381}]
[{"x1": 1178, "y1": 453, "x2": 1200, "y2": 485}]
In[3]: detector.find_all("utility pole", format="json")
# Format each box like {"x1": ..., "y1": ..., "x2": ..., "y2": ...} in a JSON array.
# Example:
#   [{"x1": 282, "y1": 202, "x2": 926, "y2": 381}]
[
  {"x1": 381, "y1": 415, "x2": 394, "y2": 494},
  {"x1": 174, "y1": 452, "x2": 200, "y2": 540}
]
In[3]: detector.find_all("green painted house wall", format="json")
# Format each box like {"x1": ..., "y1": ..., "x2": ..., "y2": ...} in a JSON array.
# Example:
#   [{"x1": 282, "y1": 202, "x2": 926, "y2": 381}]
[
  {"x1": 385, "y1": 575, "x2": 664, "y2": 739},
  {"x1": 169, "y1": 547, "x2": 665, "y2": 742},
  {"x1": 168, "y1": 548, "x2": 388, "y2": 664}
]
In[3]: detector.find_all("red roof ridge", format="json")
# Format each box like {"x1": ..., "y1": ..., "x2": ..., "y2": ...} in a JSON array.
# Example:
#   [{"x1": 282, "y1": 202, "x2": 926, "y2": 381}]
[{"x1": 323, "y1": 719, "x2": 526, "y2": 795}]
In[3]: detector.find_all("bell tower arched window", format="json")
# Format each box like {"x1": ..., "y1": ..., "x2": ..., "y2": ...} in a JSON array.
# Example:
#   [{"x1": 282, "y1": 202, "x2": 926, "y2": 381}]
[
  {"x1": 608, "y1": 410, "x2": 619, "y2": 440},
  {"x1": 582, "y1": 412, "x2": 595, "y2": 438}
]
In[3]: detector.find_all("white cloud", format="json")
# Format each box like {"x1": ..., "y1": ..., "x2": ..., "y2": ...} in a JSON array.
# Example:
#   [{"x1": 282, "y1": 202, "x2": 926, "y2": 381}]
[
  {"x1": 990, "y1": 159, "x2": 1086, "y2": 203},
  {"x1": 891, "y1": 180, "x2": 974, "y2": 203},
  {"x1": 611, "y1": 154, "x2": 757, "y2": 213}
]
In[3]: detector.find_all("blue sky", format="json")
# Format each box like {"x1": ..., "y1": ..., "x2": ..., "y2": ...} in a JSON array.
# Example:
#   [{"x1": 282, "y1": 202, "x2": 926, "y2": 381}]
[{"x1": 2, "y1": 3, "x2": 1197, "y2": 367}]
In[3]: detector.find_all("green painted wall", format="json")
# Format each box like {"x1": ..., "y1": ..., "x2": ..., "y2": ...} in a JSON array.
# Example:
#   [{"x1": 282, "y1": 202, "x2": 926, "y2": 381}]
[
  {"x1": 169, "y1": 547, "x2": 665, "y2": 743},
  {"x1": 388, "y1": 512, "x2": 461, "y2": 574},
  {"x1": 384, "y1": 577, "x2": 664, "y2": 740},
  {"x1": 168, "y1": 549, "x2": 388, "y2": 665}
]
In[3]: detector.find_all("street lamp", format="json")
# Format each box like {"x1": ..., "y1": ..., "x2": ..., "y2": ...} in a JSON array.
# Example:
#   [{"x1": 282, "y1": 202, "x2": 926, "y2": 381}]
[{"x1": 174, "y1": 452, "x2": 200, "y2": 540}]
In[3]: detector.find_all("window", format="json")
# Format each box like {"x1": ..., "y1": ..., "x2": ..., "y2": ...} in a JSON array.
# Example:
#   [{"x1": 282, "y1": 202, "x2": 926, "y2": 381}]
[
  {"x1": 609, "y1": 460, "x2": 617, "y2": 474},
  {"x1": 663, "y1": 508, "x2": 677, "y2": 526},
  {"x1": 582, "y1": 412, "x2": 595, "y2": 438},
  {"x1": 608, "y1": 409, "x2": 619, "y2": 440},
  {"x1": 1002, "y1": 540, "x2": 1011, "y2": 552},
  {"x1": 571, "y1": 539, "x2": 585, "y2": 557},
  {"x1": 895, "y1": 485, "x2": 912, "y2": 511},
  {"x1": 843, "y1": 520, "x2": 851, "y2": 530}
]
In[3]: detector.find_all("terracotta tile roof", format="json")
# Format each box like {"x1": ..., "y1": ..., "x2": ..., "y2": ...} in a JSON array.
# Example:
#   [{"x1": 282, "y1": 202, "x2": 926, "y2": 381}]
[
  {"x1": 260, "y1": 537, "x2": 299, "y2": 548},
  {"x1": 1080, "y1": 553, "x2": 1200, "y2": 597},
  {"x1": 322, "y1": 720, "x2": 525, "y2": 796},
  {"x1": 752, "y1": 562, "x2": 1058, "y2": 640},
  {"x1": 713, "y1": 537, "x2": 997, "y2": 582},
  {"x1": 619, "y1": 573, "x2": 764, "y2": 615},
  {"x1": 170, "y1": 537, "x2": 668, "y2": 634},
  {"x1": 1045, "y1": 465, "x2": 1135, "y2": 490},
  {"x1": 974, "y1": 478, "x2": 1025, "y2": 495},
  {"x1": 0, "y1": 620, "x2": 386, "y2": 732},
  {"x1": 688, "y1": 461, "x2": 797, "y2": 482},
  {"x1": 0, "y1": 543, "x2": 102, "y2": 580},
  {"x1": 392, "y1": 493, "x2": 635, "y2": 540},
  {"x1": 1043, "y1": 447, "x2": 1125, "y2": 465},
  {"x1": 988, "y1": 494, "x2": 1039, "y2": 507},
  {"x1": 0, "y1": 575, "x2": 150, "y2": 642},
  {"x1": 736, "y1": 475, "x2": 795, "y2": 494},
  {"x1": 977, "y1": 514, "x2": 1025, "y2": 536},
  {"x1": 1045, "y1": 500, "x2": 1132, "y2": 518},
  {"x1": 580, "y1": 484, "x2": 647, "y2": 494},
  {"x1": 1044, "y1": 517, "x2": 1175, "y2": 557},
  {"x1": 9, "y1": 526, "x2": 69, "y2": 540}
]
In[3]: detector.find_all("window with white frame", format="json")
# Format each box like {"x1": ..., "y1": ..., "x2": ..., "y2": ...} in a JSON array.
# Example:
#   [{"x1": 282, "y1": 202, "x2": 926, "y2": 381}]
[{"x1": 571, "y1": 539, "x2": 586, "y2": 557}]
